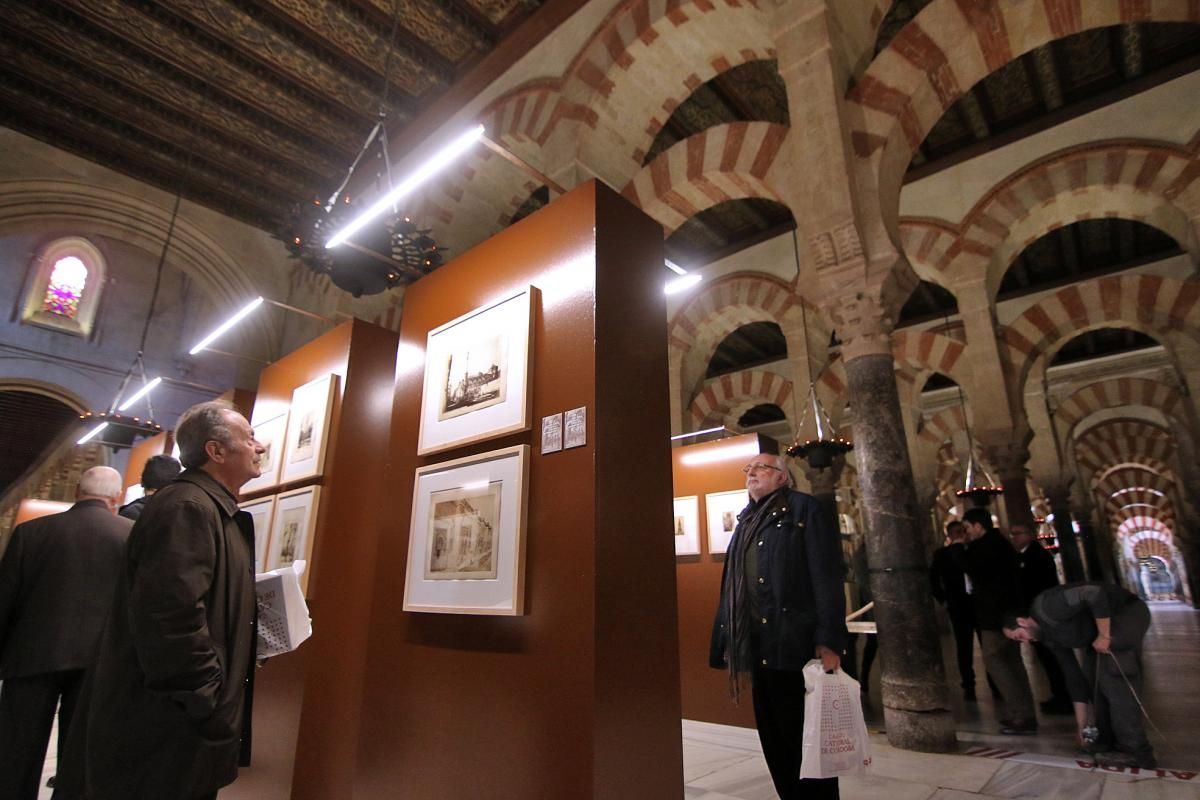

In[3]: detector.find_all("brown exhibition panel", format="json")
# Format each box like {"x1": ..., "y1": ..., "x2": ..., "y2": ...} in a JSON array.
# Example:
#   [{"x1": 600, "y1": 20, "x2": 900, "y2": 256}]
[
  {"x1": 672, "y1": 433, "x2": 776, "y2": 729},
  {"x1": 12, "y1": 498, "x2": 71, "y2": 526},
  {"x1": 121, "y1": 430, "x2": 170, "y2": 492},
  {"x1": 223, "y1": 319, "x2": 399, "y2": 800},
  {"x1": 353, "y1": 181, "x2": 683, "y2": 799}
]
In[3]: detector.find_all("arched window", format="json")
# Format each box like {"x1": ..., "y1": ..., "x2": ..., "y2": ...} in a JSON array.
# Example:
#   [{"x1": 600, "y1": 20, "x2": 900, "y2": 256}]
[{"x1": 22, "y1": 237, "x2": 106, "y2": 336}]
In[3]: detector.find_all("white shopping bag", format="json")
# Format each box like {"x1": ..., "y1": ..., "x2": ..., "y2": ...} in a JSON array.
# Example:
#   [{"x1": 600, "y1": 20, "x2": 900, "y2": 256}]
[
  {"x1": 799, "y1": 659, "x2": 872, "y2": 779},
  {"x1": 255, "y1": 560, "x2": 313, "y2": 658}
]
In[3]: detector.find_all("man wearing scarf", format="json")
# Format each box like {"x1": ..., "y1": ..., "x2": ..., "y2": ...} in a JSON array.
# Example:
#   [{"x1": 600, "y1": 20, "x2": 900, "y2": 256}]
[{"x1": 709, "y1": 453, "x2": 847, "y2": 799}]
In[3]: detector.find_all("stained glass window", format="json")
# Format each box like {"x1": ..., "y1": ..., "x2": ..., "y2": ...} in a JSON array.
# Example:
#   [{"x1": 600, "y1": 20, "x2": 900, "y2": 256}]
[{"x1": 41, "y1": 256, "x2": 89, "y2": 318}]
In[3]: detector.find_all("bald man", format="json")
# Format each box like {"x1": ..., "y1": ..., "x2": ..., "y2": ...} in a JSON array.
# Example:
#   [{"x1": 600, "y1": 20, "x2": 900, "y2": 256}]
[{"x1": 0, "y1": 466, "x2": 132, "y2": 800}]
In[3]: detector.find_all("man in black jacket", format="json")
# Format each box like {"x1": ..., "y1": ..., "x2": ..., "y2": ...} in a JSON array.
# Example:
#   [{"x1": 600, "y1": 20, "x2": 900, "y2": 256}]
[
  {"x1": 1004, "y1": 583, "x2": 1154, "y2": 767},
  {"x1": 117, "y1": 454, "x2": 181, "y2": 521},
  {"x1": 962, "y1": 507, "x2": 1037, "y2": 734},
  {"x1": 56, "y1": 401, "x2": 264, "y2": 800},
  {"x1": 929, "y1": 520, "x2": 977, "y2": 700},
  {"x1": 711, "y1": 454, "x2": 846, "y2": 800},
  {"x1": 1010, "y1": 524, "x2": 1071, "y2": 713},
  {"x1": 0, "y1": 467, "x2": 131, "y2": 800}
]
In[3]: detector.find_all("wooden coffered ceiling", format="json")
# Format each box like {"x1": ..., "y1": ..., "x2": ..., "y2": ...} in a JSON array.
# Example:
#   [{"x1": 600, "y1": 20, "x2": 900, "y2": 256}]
[{"x1": 0, "y1": 0, "x2": 551, "y2": 233}]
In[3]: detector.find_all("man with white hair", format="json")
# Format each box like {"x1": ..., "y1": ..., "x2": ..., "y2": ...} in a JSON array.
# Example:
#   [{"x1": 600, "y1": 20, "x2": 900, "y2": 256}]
[{"x1": 0, "y1": 466, "x2": 132, "y2": 800}]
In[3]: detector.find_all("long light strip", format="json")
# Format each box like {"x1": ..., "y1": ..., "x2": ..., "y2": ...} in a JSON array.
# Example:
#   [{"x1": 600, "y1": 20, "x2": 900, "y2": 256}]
[
  {"x1": 77, "y1": 422, "x2": 108, "y2": 445},
  {"x1": 679, "y1": 440, "x2": 760, "y2": 466},
  {"x1": 670, "y1": 426, "x2": 725, "y2": 441},
  {"x1": 117, "y1": 377, "x2": 163, "y2": 411},
  {"x1": 664, "y1": 273, "x2": 702, "y2": 295},
  {"x1": 665, "y1": 259, "x2": 687, "y2": 275},
  {"x1": 188, "y1": 296, "x2": 264, "y2": 355},
  {"x1": 325, "y1": 124, "x2": 486, "y2": 249}
]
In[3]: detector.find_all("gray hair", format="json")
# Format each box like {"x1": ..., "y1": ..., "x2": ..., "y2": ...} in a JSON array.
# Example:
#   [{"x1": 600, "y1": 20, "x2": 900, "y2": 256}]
[
  {"x1": 766, "y1": 454, "x2": 796, "y2": 488},
  {"x1": 78, "y1": 466, "x2": 123, "y2": 500},
  {"x1": 175, "y1": 400, "x2": 236, "y2": 469}
]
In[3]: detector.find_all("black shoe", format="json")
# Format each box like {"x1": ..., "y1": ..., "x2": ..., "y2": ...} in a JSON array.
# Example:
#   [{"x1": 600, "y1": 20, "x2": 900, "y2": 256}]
[
  {"x1": 1039, "y1": 698, "x2": 1073, "y2": 715},
  {"x1": 1000, "y1": 721, "x2": 1038, "y2": 735},
  {"x1": 47, "y1": 776, "x2": 56, "y2": 788}
]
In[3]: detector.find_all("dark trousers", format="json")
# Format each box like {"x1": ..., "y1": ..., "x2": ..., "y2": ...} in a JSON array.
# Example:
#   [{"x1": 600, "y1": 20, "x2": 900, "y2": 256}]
[
  {"x1": 1032, "y1": 641, "x2": 1070, "y2": 703},
  {"x1": 751, "y1": 665, "x2": 839, "y2": 800},
  {"x1": 0, "y1": 669, "x2": 85, "y2": 800},
  {"x1": 948, "y1": 610, "x2": 976, "y2": 690},
  {"x1": 1085, "y1": 600, "x2": 1154, "y2": 763}
]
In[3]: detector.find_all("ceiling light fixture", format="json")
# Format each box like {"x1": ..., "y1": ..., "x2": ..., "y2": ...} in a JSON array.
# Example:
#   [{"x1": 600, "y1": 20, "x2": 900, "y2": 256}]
[
  {"x1": 664, "y1": 273, "x2": 702, "y2": 295},
  {"x1": 665, "y1": 259, "x2": 687, "y2": 275},
  {"x1": 117, "y1": 377, "x2": 162, "y2": 411},
  {"x1": 77, "y1": 422, "x2": 108, "y2": 445},
  {"x1": 188, "y1": 296, "x2": 265, "y2": 355}
]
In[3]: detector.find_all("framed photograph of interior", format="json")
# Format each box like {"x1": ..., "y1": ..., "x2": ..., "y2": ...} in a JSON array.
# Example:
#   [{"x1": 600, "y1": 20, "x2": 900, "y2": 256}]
[
  {"x1": 705, "y1": 489, "x2": 748, "y2": 554},
  {"x1": 239, "y1": 495, "x2": 276, "y2": 573},
  {"x1": 240, "y1": 411, "x2": 289, "y2": 495},
  {"x1": 280, "y1": 374, "x2": 339, "y2": 484},
  {"x1": 266, "y1": 486, "x2": 321, "y2": 590},
  {"x1": 416, "y1": 287, "x2": 537, "y2": 456},
  {"x1": 673, "y1": 496, "x2": 700, "y2": 556},
  {"x1": 403, "y1": 445, "x2": 530, "y2": 615}
]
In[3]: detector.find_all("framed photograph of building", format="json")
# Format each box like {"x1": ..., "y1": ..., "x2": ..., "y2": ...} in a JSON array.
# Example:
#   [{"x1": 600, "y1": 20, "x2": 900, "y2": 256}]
[
  {"x1": 266, "y1": 486, "x2": 321, "y2": 590},
  {"x1": 673, "y1": 495, "x2": 700, "y2": 556},
  {"x1": 241, "y1": 411, "x2": 289, "y2": 495},
  {"x1": 705, "y1": 489, "x2": 747, "y2": 555},
  {"x1": 239, "y1": 495, "x2": 276, "y2": 573},
  {"x1": 403, "y1": 445, "x2": 529, "y2": 615},
  {"x1": 280, "y1": 374, "x2": 339, "y2": 484},
  {"x1": 417, "y1": 287, "x2": 536, "y2": 456}
]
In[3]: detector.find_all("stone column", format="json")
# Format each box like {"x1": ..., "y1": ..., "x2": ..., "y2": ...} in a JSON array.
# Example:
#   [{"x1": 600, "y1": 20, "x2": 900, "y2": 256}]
[
  {"x1": 981, "y1": 442, "x2": 1036, "y2": 532},
  {"x1": 1070, "y1": 486, "x2": 1112, "y2": 583},
  {"x1": 801, "y1": 454, "x2": 844, "y2": 533},
  {"x1": 1046, "y1": 485, "x2": 1086, "y2": 582},
  {"x1": 842, "y1": 332, "x2": 956, "y2": 753}
]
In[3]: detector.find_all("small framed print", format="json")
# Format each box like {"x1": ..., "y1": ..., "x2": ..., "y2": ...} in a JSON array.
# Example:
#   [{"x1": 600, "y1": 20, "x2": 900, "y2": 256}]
[
  {"x1": 673, "y1": 496, "x2": 700, "y2": 556},
  {"x1": 705, "y1": 489, "x2": 747, "y2": 555},
  {"x1": 267, "y1": 486, "x2": 321, "y2": 590},
  {"x1": 241, "y1": 411, "x2": 289, "y2": 495},
  {"x1": 563, "y1": 406, "x2": 586, "y2": 449},
  {"x1": 403, "y1": 445, "x2": 530, "y2": 616},
  {"x1": 280, "y1": 375, "x2": 339, "y2": 484},
  {"x1": 239, "y1": 495, "x2": 276, "y2": 573},
  {"x1": 417, "y1": 287, "x2": 536, "y2": 456},
  {"x1": 540, "y1": 413, "x2": 562, "y2": 454}
]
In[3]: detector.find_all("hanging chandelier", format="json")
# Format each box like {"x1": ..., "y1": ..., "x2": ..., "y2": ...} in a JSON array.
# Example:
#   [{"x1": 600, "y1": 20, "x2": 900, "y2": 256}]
[{"x1": 955, "y1": 449, "x2": 1003, "y2": 507}]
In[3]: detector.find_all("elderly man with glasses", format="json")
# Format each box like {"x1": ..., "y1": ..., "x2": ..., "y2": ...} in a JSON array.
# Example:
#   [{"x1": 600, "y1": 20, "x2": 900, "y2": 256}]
[{"x1": 710, "y1": 453, "x2": 847, "y2": 800}]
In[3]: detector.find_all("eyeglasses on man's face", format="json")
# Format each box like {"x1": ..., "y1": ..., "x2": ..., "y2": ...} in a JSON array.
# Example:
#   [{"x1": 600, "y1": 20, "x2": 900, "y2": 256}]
[{"x1": 742, "y1": 462, "x2": 782, "y2": 475}]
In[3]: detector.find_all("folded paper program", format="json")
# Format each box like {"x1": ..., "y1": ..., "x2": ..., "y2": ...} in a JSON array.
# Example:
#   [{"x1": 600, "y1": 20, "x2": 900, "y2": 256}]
[{"x1": 256, "y1": 560, "x2": 313, "y2": 658}]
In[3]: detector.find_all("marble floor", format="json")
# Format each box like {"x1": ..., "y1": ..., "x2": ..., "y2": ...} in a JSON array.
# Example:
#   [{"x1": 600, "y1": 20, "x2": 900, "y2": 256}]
[{"x1": 30, "y1": 602, "x2": 1200, "y2": 799}]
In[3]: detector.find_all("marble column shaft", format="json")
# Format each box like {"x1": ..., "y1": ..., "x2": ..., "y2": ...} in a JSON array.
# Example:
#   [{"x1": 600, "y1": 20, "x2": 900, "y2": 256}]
[
  {"x1": 1047, "y1": 489, "x2": 1086, "y2": 582},
  {"x1": 844, "y1": 352, "x2": 956, "y2": 752}
]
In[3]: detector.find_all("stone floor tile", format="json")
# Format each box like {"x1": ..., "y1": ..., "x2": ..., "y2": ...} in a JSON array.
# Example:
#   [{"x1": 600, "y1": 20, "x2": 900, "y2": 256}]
[
  {"x1": 866, "y1": 741, "x2": 1005, "y2": 792},
  {"x1": 1099, "y1": 776, "x2": 1200, "y2": 800},
  {"x1": 979, "y1": 760, "x2": 1106, "y2": 800}
]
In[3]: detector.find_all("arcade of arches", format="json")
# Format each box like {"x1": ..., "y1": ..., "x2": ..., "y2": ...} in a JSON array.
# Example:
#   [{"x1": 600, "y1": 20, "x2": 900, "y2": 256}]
[{"x1": 3, "y1": 0, "x2": 1200, "y2": 759}]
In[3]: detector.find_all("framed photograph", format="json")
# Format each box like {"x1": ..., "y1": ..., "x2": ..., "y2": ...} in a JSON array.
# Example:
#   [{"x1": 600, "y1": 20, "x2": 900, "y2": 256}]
[
  {"x1": 417, "y1": 287, "x2": 536, "y2": 456},
  {"x1": 705, "y1": 489, "x2": 747, "y2": 554},
  {"x1": 266, "y1": 486, "x2": 321, "y2": 589},
  {"x1": 241, "y1": 411, "x2": 289, "y2": 495},
  {"x1": 673, "y1": 495, "x2": 700, "y2": 556},
  {"x1": 280, "y1": 374, "x2": 339, "y2": 484},
  {"x1": 239, "y1": 495, "x2": 276, "y2": 573},
  {"x1": 403, "y1": 445, "x2": 529, "y2": 615}
]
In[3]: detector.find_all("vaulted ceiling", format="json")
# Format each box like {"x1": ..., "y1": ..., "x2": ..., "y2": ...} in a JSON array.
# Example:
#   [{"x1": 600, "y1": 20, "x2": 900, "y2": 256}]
[{"x1": 0, "y1": 0, "x2": 547, "y2": 233}]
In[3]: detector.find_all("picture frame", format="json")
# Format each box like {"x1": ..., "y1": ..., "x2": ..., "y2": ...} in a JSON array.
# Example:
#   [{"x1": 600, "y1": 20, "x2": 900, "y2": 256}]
[
  {"x1": 241, "y1": 410, "x2": 289, "y2": 495},
  {"x1": 403, "y1": 445, "x2": 530, "y2": 615},
  {"x1": 280, "y1": 374, "x2": 339, "y2": 484},
  {"x1": 673, "y1": 495, "x2": 700, "y2": 556},
  {"x1": 266, "y1": 486, "x2": 321, "y2": 590},
  {"x1": 705, "y1": 489, "x2": 747, "y2": 555},
  {"x1": 239, "y1": 495, "x2": 277, "y2": 573},
  {"x1": 416, "y1": 287, "x2": 536, "y2": 456}
]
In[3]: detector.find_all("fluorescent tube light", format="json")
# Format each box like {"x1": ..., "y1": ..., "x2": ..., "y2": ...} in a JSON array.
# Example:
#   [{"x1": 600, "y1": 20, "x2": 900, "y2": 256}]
[
  {"x1": 665, "y1": 259, "x2": 687, "y2": 275},
  {"x1": 325, "y1": 124, "x2": 486, "y2": 249},
  {"x1": 77, "y1": 422, "x2": 108, "y2": 445},
  {"x1": 118, "y1": 377, "x2": 163, "y2": 411},
  {"x1": 679, "y1": 441, "x2": 760, "y2": 466},
  {"x1": 670, "y1": 426, "x2": 725, "y2": 441},
  {"x1": 189, "y1": 296, "x2": 264, "y2": 355},
  {"x1": 664, "y1": 274, "x2": 702, "y2": 295}
]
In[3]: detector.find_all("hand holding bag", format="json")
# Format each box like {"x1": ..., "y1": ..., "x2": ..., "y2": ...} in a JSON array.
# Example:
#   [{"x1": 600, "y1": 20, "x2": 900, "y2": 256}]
[{"x1": 799, "y1": 659, "x2": 872, "y2": 779}]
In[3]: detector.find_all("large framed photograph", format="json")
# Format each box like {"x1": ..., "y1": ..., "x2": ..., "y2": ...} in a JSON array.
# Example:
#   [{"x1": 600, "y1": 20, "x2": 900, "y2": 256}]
[
  {"x1": 267, "y1": 486, "x2": 321, "y2": 590},
  {"x1": 673, "y1": 496, "x2": 700, "y2": 556},
  {"x1": 239, "y1": 495, "x2": 276, "y2": 573},
  {"x1": 241, "y1": 411, "x2": 289, "y2": 495},
  {"x1": 705, "y1": 489, "x2": 747, "y2": 554},
  {"x1": 403, "y1": 445, "x2": 529, "y2": 615},
  {"x1": 280, "y1": 374, "x2": 339, "y2": 484},
  {"x1": 417, "y1": 287, "x2": 536, "y2": 456}
]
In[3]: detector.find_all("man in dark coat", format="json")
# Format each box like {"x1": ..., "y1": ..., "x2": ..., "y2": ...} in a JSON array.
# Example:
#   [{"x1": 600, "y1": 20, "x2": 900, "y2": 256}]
[
  {"x1": 711, "y1": 454, "x2": 846, "y2": 800},
  {"x1": 929, "y1": 520, "x2": 978, "y2": 700},
  {"x1": 55, "y1": 400, "x2": 264, "y2": 800},
  {"x1": 0, "y1": 467, "x2": 131, "y2": 800},
  {"x1": 1010, "y1": 524, "x2": 1071, "y2": 713},
  {"x1": 118, "y1": 453, "x2": 182, "y2": 521},
  {"x1": 1004, "y1": 583, "x2": 1154, "y2": 768},
  {"x1": 961, "y1": 507, "x2": 1037, "y2": 734}
]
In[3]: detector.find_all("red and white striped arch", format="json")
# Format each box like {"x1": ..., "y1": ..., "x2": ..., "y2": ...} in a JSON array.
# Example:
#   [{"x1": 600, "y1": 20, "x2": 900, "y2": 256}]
[
  {"x1": 1054, "y1": 377, "x2": 1187, "y2": 442},
  {"x1": 688, "y1": 368, "x2": 794, "y2": 429}
]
